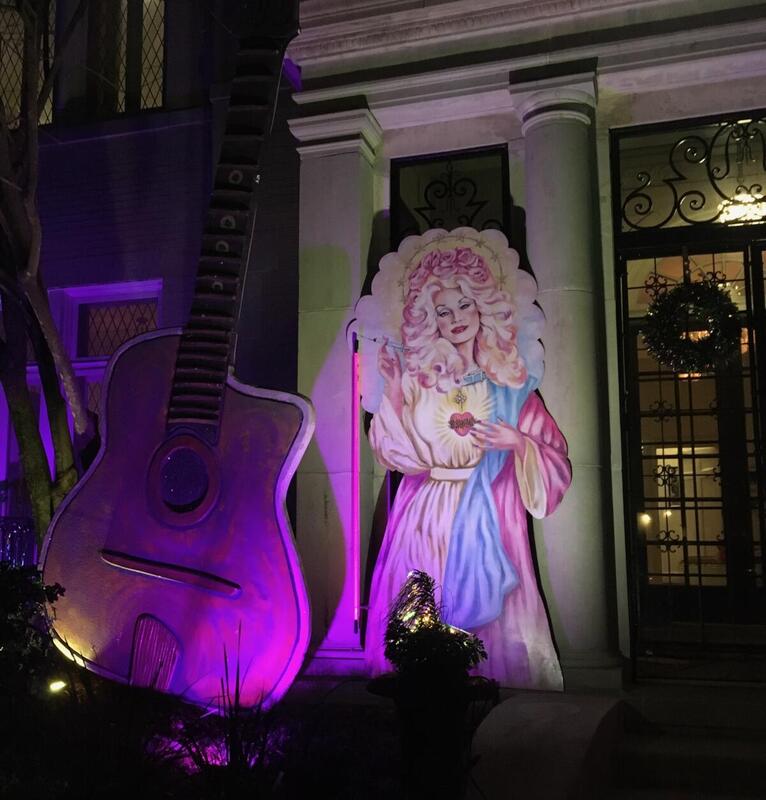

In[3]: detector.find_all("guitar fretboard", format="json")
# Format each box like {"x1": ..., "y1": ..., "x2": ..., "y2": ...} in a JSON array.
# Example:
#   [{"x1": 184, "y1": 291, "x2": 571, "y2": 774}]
[{"x1": 167, "y1": 35, "x2": 289, "y2": 439}]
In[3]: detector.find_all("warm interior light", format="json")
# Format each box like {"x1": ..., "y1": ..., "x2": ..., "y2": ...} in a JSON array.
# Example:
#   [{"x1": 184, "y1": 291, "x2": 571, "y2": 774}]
[
  {"x1": 664, "y1": 510, "x2": 673, "y2": 518},
  {"x1": 639, "y1": 512, "x2": 652, "y2": 526},
  {"x1": 49, "y1": 680, "x2": 66, "y2": 693},
  {"x1": 718, "y1": 190, "x2": 766, "y2": 224},
  {"x1": 684, "y1": 330, "x2": 710, "y2": 342}
]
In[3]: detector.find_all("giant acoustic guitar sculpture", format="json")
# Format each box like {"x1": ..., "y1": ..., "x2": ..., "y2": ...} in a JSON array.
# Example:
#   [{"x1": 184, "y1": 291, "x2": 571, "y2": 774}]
[{"x1": 41, "y1": 2, "x2": 312, "y2": 708}]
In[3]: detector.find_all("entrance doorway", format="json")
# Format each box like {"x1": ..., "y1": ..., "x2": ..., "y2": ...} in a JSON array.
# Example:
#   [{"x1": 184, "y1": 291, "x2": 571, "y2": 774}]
[
  {"x1": 612, "y1": 110, "x2": 766, "y2": 680},
  {"x1": 621, "y1": 247, "x2": 766, "y2": 680}
]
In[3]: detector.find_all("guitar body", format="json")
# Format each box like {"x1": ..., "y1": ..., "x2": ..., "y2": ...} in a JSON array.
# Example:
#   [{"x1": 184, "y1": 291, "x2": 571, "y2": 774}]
[{"x1": 41, "y1": 329, "x2": 314, "y2": 708}]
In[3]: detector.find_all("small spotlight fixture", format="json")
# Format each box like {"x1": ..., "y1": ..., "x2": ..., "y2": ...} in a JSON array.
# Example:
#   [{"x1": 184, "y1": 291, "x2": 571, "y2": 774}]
[{"x1": 49, "y1": 680, "x2": 67, "y2": 693}]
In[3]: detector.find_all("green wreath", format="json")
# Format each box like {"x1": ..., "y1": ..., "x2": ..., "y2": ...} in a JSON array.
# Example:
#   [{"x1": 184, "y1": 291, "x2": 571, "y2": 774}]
[{"x1": 642, "y1": 280, "x2": 740, "y2": 373}]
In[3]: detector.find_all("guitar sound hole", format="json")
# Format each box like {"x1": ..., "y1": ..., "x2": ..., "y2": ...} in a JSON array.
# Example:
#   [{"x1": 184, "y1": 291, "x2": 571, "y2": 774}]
[{"x1": 159, "y1": 448, "x2": 210, "y2": 513}]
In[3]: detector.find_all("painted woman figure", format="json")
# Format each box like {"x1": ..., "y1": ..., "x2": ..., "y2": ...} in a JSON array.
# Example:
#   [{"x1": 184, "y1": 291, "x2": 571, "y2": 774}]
[{"x1": 355, "y1": 229, "x2": 571, "y2": 690}]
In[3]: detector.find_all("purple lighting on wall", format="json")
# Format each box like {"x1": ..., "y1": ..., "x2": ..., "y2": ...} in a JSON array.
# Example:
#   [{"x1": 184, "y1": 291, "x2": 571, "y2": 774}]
[{"x1": 283, "y1": 59, "x2": 301, "y2": 92}]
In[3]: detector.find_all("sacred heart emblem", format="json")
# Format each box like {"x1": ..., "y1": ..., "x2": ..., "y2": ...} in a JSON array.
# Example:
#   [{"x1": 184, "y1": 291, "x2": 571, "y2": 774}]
[{"x1": 449, "y1": 412, "x2": 476, "y2": 437}]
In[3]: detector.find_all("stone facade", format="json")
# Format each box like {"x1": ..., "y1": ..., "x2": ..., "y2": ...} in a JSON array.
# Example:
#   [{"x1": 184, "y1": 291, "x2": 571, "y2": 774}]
[{"x1": 287, "y1": 0, "x2": 766, "y2": 685}]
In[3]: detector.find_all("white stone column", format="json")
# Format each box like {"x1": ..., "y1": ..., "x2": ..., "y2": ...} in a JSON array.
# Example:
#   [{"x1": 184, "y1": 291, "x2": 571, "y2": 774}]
[
  {"x1": 513, "y1": 76, "x2": 620, "y2": 687},
  {"x1": 287, "y1": 109, "x2": 382, "y2": 673}
]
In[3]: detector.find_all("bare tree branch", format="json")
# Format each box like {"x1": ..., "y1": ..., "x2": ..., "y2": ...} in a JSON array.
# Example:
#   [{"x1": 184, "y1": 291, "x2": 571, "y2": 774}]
[
  {"x1": 0, "y1": 290, "x2": 53, "y2": 538},
  {"x1": 29, "y1": 310, "x2": 77, "y2": 504},
  {"x1": 0, "y1": 0, "x2": 91, "y2": 532},
  {"x1": 18, "y1": 0, "x2": 88, "y2": 434}
]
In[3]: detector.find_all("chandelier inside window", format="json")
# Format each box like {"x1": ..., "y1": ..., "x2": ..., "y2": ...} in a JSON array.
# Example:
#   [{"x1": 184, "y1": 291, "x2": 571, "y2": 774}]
[{"x1": 717, "y1": 131, "x2": 766, "y2": 224}]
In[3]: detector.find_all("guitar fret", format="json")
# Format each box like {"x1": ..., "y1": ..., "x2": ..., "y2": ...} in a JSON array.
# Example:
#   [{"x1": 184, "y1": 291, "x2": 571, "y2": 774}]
[
  {"x1": 195, "y1": 274, "x2": 240, "y2": 289},
  {"x1": 193, "y1": 293, "x2": 237, "y2": 306},
  {"x1": 169, "y1": 401, "x2": 222, "y2": 415},
  {"x1": 182, "y1": 332, "x2": 230, "y2": 344},
  {"x1": 176, "y1": 365, "x2": 226, "y2": 381},
  {"x1": 220, "y1": 144, "x2": 262, "y2": 165},
  {"x1": 198, "y1": 251, "x2": 242, "y2": 263},
  {"x1": 173, "y1": 381, "x2": 221, "y2": 392},
  {"x1": 210, "y1": 192, "x2": 252, "y2": 211},
  {"x1": 199, "y1": 251, "x2": 244, "y2": 266},
  {"x1": 168, "y1": 405, "x2": 221, "y2": 420},
  {"x1": 191, "y1": 294, "x2": 238, "y2": 309},
  {"x1": 196, "y1": 266, "x2": 240, "y2": 278},
  {"x1": 177, "y1": 342, "x2": 229, "y2": 354},
  {"x1": 167, "y1": 420, "x2": 219, "y2": 429},
  {"x1": 170, "y1": 389, "x2": 223, "y2": 401},
  {"x1": 176, "y1": 357, "x2": 227, "y2": 370},
  {"x1": 189, "y1": 310, "x2": 235, "y2": 324},
  {"x1": 167, "y1": 413, "x2": 220, "y2": 424},
  {"x1": 181, "y1": 330, "x2": 230, "y2": 343}
]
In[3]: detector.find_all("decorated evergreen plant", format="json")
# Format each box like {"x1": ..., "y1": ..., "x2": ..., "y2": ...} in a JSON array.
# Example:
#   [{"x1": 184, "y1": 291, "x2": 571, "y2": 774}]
[{"x1": 384, "y1": 570, "x2": 487, "y2": 679}]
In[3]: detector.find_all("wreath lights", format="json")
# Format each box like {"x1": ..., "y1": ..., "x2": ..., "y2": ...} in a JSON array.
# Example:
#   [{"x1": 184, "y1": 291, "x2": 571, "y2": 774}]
[{"x1": 642, "y1": 279, "x2": 741, "y2": 373}]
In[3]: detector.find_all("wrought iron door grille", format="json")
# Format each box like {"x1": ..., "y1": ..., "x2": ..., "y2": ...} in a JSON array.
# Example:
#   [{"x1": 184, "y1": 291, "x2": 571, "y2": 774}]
[
  {"x1": 617, "y1": 113, "x2": 766, "y2": 232},
  {"x1": 624, "y1": 250, "x2": 765, "y2": 660}
]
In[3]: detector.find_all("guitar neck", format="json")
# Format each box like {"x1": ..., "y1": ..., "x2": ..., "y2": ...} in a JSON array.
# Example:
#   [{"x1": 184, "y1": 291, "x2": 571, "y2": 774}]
[{"x1": 167, "y1": 17, "x2": 297, "y2": 440}]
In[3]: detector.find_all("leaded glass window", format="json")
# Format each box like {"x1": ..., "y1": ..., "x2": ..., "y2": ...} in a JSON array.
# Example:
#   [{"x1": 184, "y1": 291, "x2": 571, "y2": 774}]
[
  {"x1": 0, "y1": 1, "x2": 56, "y2": 128},
  {"x1": 390, "y1": 147, "x2": 511, "y2": 247},
  {"x1": 88, "y1": 0, "x2": 164, "y2": 116},
  {"x1": 77, "y1": 298, "x2": 158, "y2": 357}
]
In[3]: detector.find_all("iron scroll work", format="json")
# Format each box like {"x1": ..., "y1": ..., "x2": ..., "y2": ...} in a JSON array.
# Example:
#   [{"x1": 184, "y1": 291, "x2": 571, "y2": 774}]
[
  {"x1": 391, "y1": 147, "x2": 511, "y2": 247},
  {"x1": 618, "y1": 115, "x2": 766, "y2": 231}
]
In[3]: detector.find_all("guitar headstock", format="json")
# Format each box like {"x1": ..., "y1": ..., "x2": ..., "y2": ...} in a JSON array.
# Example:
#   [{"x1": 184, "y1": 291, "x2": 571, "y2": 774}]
[{"x1": 233, "y1": 0, "x2": 300, "y2": 43}]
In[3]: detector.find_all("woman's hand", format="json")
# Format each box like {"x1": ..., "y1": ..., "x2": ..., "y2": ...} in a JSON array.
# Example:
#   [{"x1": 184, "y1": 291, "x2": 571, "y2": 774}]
[
  {"x1": 470, "y1": 418, "x2": 525, "y2": 452},
  {"x1": 378, "y1": 338, "x2": 403, "y2": 416}
]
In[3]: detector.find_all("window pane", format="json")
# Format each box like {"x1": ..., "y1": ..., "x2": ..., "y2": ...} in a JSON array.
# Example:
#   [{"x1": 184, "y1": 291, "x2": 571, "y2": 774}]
[
  {"x1": 618, "y1": 115, "x2": 766, "y2": 231},
  {"x1": 0, "y1": 9, "x2": 24, "y2": 128},
  {"x1": 141, "y1": 0, "x2": 164, "y2": 109},
  {"x1": 391, "y1": 148, "x2": 510, "y2": 247},
  {"x1": 77, "y1": 298, "x2": 158, "y2": 357}
]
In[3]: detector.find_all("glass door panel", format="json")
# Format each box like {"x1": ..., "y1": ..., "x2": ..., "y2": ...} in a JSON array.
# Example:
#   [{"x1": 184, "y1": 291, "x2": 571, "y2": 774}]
[{"x1": 624, "y1": 248, "x2": 766, "y2": 673}]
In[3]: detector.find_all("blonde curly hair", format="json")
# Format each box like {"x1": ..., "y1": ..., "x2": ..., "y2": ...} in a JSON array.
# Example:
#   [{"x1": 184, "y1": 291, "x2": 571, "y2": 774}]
[{"x1": 402, "y1": 246, "x2": 527, "y2": 392}]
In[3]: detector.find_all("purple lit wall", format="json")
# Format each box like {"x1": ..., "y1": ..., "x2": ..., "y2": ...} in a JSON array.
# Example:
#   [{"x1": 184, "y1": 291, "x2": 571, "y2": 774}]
[
  {"x1": 233, "y1": 85, "x2": 300, "y2": 396},
  {"x1": 38, "y1": 107, "x2": 211, "y2": 326}
]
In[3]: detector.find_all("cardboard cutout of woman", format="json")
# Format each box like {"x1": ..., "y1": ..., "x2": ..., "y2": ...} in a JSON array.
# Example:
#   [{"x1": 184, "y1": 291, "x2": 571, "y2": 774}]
[{"x1": 354, "y1": 229, "x2": 571, "y2": 690}]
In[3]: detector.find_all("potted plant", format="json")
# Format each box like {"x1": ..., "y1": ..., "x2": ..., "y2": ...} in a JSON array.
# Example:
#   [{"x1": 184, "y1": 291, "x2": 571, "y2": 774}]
[{"x1": 368, "y1": 571, "x2": 497, "y2": 799}]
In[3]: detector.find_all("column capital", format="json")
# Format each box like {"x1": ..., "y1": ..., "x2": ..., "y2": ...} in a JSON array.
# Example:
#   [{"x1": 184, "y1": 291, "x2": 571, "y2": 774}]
[
  {"x1": 287, "y1": 108, "x2": 383, "y2": 164},
  {"x1": 510, "y1": 72, "x2": 597, "y2": 136}
]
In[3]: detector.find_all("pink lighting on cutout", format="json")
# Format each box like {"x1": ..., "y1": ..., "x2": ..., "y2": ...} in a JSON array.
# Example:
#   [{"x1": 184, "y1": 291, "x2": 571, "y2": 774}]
[{"x1": 351, "y1": 333, "x2": 361, "y2": 632}]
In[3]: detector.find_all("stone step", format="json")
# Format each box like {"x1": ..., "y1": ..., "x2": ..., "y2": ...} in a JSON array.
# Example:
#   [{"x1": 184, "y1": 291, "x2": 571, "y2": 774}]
[
  {"x1": 613, "y1": 729, "x2": 766, "y2": 797},
  {"x1": 610, "y1": 790, "x2": 756, "y2": 799},
  {"x1": 620, "y1": 683, "x2": 766, "y2": 735}
]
